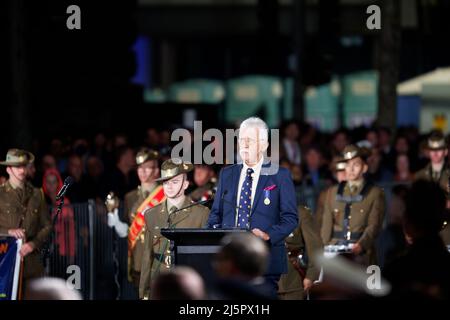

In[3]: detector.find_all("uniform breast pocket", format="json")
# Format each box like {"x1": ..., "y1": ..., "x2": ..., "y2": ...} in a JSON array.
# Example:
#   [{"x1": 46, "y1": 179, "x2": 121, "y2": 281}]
[
  {"x1": 332, "y1": 208, "x2": 341, "y2": 222},
  {"x1": 352, "y1": 204, "x2": 369, "y2": 225}
]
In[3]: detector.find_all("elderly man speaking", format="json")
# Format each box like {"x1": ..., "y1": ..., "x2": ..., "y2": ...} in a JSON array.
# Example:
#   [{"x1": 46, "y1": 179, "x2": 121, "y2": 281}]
[{"x1": 207, "y1": 117, "x2": 298, "y2": 297}]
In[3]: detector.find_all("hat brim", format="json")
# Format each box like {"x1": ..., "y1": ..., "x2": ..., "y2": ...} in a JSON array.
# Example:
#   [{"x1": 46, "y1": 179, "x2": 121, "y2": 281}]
[
  {"x1": 427, "y1": 146, "x2": 447, "y2": 151},
  {"x1": 154, "y1": 163, "x2": 194, "y2": 182},
  {"x1": 0, "y1": 151, "x2": 35, "y2": 167}
]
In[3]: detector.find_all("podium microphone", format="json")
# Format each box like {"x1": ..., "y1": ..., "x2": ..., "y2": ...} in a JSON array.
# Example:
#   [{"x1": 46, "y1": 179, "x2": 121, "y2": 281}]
[{"x1": 167, "y1": 197, "x2": 214, "y2": 227}]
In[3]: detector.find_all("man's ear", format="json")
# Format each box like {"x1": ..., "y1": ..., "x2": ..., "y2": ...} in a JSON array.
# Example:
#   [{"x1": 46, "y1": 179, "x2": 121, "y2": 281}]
[{"x1": 6, "y1": 166, "x2": 12, "y2": 176}]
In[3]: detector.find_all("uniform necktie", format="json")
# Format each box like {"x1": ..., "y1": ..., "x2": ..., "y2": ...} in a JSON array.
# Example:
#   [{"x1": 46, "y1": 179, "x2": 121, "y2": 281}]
[
  {"x1": 433, "y1": 171, "x2": 440, "y2": 181},
  {"x1": 237, "y1": 168, "x2": 254, "y2": 229},
  {"x1": 167, "y1": 206, "x2": 177, "y2": 226}
]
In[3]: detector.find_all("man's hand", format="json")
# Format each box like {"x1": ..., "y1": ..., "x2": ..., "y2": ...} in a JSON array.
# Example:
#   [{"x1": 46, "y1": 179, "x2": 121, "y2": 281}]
[
  {"x1": 351, "y1": 243, "x2": 363, "y2": 255},
  {"x1": 303, "y1": 278, "x2": 314, "y2": 291},
  {"x1": 8, "y1": 228, "x2": 26, "y2": 239},
  {"x1": 20, "y1": 242, "x2": 35, "y2": 258},
  {"x1": 251, "y1": 228, "x2": 270, "y2": 241}
]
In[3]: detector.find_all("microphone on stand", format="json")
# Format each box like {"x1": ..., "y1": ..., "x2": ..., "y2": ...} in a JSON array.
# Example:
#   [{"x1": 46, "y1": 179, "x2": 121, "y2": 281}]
[
  {"x1": 56, "y1": 176, "x2": 74, "y2": 200},
  {"x1": 167, "y1": 197, "x2": 214, "y2": 227}
]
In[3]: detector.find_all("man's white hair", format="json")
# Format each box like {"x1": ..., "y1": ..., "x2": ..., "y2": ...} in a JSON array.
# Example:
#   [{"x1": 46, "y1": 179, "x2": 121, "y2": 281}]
[{"x1": 239, "y1": 117, "x2": 269, "y2": 142}]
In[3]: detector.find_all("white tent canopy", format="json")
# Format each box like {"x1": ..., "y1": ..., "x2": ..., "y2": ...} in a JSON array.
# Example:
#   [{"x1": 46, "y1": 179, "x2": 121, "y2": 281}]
[{"x1": 397, "y1": 67, "x2": 450, "y2": 96}]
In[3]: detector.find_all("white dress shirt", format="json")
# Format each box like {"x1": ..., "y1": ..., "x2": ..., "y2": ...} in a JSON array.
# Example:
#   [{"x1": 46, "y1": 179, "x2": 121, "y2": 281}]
[{"x1": 235, "y1": 156, "x2": 264, "y2": 226}]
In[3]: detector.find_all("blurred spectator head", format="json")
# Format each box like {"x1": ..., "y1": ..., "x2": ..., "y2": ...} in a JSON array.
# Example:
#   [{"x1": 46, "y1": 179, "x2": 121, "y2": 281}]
[
  {"x1": 25, "y1": 277, "x2": 82, "y2": 300},
  {"x1": 26, "y1": 162, "x2": 36, "y2": 181},
  {"x1": 279, "y1": 158, "x2": 291, "y2": 169},
  {"x1": 0, "y1": 175, "x2": 6, "y2": 185},
  {"x1": 304, "y1": 145, "x2": 323, "y2": 171},
  {"x1": 114, "y1": 133, "x2": 128, "y2": 149},
  {"x1": 146, "y1": 128, "x2": 160, "y2": 147},
  {"x1": 152, "y1": 267, "x2": 206, "y2": 300},
  {"x1": 42, "y1": 168, "x2": 63, "y2": 200},
  {"x1": 403, "y1": 180, "x2": 446, "y2": 242},
  {"x1": 194, "y1": 164, "x2": 215, "y2": 187},
  {"x1": 67, "y1": 154, "x2": 83, "y2": 182},
  {"x1": 366, "y1": 147, "x2": 382, "y2": 174},
  {"x1": 42, "y1": 154, "x2": 57, "y2": 171},
  {"x1": 332, "y1": 129, "x2": 350, "y2": 155},
  {"x1": 115, "y1": 146, "x2": 135, "y2": 172},
  {"x1": 94, "y1": 132, "x2": 107, "y2": 149},
  {"x1": 214, "y1": 233, "x2": 269, "y2": 281},
  {"x1": 395, "y1": 154, "x2": 411, "y2": 177},
  {"x1": 394, "y1": 135, "x2": 410, "y2": 155},
  {"x1": 160, "y1": 130, "x2": 171, "y2": 145},
  {"x1": 73, "y1": 138, "x2": 89, "y2": 157},
  {"x1": 282, "y1": 121, "x2": 300, "y2": 141},
  {"x1": 50, "y1": 138, "x2": 64, "y2": 158},
  {"x1": 366, "y1": 128, "x2": 378, "y2": 149},
  {"x1": 378, "y1": 127, "x2": 392, "y2": 150},
  {"x1": 86, "y1": 155, "x2": 104, "y2": 179},
  {"x1": 136, "y1": 148, "x2": 160, "y2": 184},
  {"x1": 343, "y1": 145, "x2": 368, "y2": 181},
  {"x1": 299, "y1": 123, "x2": 316, "y2": 147}
]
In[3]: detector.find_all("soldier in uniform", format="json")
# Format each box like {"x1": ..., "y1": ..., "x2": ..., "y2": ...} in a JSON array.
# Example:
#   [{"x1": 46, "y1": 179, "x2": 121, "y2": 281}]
[
  {"x1": 189, "y1": 164, "x2": 217, "y2": 203},
  {"x1": 106, "y1": 148, "x2": 165, "y2": 288},
  {"x1": 414, "y1": 132, "x2": 450, "y2": 190},
  {"x1": 315, "y1": 157, "x2": 347, "y2": 231},
  {"x1": 321, "y1": 145, "x2": 385, "y2": 266},
  {"x1": 139, "y1": 158, "x2": 210, "y2": 299},
  {"x1": 0, "y1": 149, "x2": 51, "y2": 290},
  {"x1": 414, "y1": 132, "x2": 450, "y2": 245},
  {"x1": 278, "y1": 206, "x2": 323, "y2": 300}
]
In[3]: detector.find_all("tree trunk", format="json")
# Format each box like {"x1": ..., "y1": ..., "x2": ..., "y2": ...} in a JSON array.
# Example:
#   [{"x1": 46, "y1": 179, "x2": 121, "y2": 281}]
[{"x1": 376, "y1": 0, "x2": 401, "y2": 132}]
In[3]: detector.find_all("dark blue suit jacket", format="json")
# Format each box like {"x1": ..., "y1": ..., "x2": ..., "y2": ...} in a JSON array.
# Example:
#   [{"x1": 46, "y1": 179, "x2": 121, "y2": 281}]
[{"x1": 207, "y1": 162, "x2": 298, "y2": 275}]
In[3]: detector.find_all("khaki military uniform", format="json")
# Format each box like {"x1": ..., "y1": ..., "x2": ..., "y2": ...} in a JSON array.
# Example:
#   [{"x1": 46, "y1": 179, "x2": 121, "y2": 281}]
[
  {"x1": 189, "y1": 178, "x2": 217, "y2": 202},
  {"x1": 0, "y1": 181, "x2": 51, "y2": 280},
  {"x1": 414, "y1": 163, "x2": 450, "y2": 191},
  {"x1": 278, "y1": 206, "x2": 323, "y2": 300},
  {"x1": 139, "y1": 197, "x2": 210, "y2": 299},
  {"x1": 320, "y1": 181, "x2": 385, "y2": 266},
  {"x1": 315, "y1": 188, "x2": 329, "y2": 232},
  {"x1": 124, "y1": 185, "x2": 159, "y2": 287},
  {"x1": 414, "y1": 164, "x2": 450, "y2": 245}
]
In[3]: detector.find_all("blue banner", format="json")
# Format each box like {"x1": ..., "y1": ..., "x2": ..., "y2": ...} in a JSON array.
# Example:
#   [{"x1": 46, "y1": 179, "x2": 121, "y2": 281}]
[{"x1": 0, "y1": 237, "x2": 20, "y2": 300}]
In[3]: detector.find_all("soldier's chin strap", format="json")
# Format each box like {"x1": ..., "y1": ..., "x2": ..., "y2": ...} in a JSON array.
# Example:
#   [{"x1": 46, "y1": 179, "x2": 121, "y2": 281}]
[{"x1": 170, "y1": 174, "x2": 187, "y2": 200}]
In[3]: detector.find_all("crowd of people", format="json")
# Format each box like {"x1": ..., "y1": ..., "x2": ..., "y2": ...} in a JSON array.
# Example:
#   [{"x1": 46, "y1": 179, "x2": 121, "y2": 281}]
[{"x1": 1, "y1": 118, "x2": 450, "y2": 300}]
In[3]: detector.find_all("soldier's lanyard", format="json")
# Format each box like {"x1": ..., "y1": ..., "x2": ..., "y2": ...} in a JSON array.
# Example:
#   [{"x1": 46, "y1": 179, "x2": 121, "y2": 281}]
[
  {"x1": 336, "y1": 181, "x2": 372, "y2": 243},
  {"x1": 152, "y1": 218, "x2": 184, "y2": 279}
]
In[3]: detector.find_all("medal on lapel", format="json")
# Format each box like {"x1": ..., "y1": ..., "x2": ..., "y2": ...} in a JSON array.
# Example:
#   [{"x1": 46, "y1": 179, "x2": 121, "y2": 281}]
[{"x1": 263, "y1": 185, "x2": 277, "y2": 206}]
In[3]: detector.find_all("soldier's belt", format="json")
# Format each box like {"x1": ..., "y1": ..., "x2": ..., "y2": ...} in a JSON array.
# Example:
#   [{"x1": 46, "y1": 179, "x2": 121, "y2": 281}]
[{"x1": 332, "y1": 231, "x2": 363, "y2": 241}]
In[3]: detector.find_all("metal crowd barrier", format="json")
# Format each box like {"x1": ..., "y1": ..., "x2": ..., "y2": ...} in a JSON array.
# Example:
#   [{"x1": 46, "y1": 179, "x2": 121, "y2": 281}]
[{"x1": 45, "y1": 200, "x2": 137, "y2": 300}]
